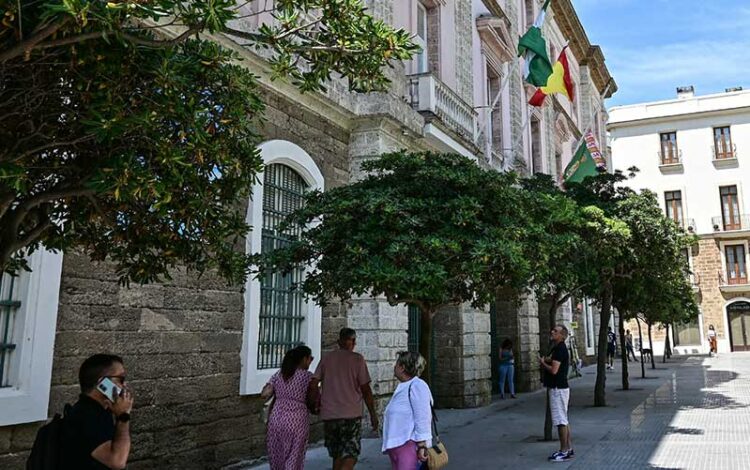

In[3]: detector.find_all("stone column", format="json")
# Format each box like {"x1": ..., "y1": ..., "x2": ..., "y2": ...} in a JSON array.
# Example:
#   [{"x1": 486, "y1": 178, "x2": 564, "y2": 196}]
[
  {"x1": 495, "y1": 289, "x2": 541, "y2": 393},
  {"x1": 431, "y1": 303, "x2": 492, "y2": 408}
]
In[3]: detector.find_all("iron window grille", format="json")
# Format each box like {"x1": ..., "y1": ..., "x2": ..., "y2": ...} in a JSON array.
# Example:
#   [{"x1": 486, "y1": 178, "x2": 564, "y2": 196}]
[
  {"x1": 257, "y1": 164, "x2": 308, "y2": 369},
  {"x1": 0, "y1": 273, "x2": 20, "y2": 388}
]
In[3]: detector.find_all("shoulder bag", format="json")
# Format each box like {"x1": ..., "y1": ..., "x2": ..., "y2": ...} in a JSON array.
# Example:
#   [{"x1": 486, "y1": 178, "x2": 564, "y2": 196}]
[{"x1": 408, "y1": 382, "x2": 448, "y2": 469}]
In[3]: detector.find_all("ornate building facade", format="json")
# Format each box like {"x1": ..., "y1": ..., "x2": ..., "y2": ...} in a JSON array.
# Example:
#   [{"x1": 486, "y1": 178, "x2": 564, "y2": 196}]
[{"x1": 0, "y1": 1, "x2": 614, "y2": 468}]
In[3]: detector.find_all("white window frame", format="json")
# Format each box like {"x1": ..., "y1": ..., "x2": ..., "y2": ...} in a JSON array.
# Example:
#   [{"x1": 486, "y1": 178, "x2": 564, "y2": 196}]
[
  {"x1": 0, "y1": 249, "x2": 63, "y2": 426},
  {"x1": 414, "y1": 2, "x2": 429, "y2": 74},
  {"x1": 240, "y1": 140, "x2": 324, "y2": 395}
]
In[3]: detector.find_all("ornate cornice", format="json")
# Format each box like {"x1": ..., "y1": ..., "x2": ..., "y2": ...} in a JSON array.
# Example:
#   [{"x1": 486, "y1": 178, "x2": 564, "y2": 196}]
[
  {"x1": 476, "y1": 15, "x2": 515, "y2": 66},
  {"x1": 550, "y1": 0, "x2": 616, "y2": 98}
]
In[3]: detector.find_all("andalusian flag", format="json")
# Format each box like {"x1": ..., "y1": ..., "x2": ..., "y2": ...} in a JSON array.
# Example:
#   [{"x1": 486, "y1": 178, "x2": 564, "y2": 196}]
[
  {"x1": 563, "y1": 130, "x2": 606, "y2": 184},
  {"x1": 518, "y1": 0, "x2": 553, "y2": 87},
  {"x1": 529, "y1": 46, "x2": 574, "y2": 107}
]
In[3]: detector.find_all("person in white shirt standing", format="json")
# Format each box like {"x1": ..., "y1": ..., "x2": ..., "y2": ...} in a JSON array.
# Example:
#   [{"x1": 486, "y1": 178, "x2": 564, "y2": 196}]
[{"x1": 382, "y1": 351, "x2": 433, "y2": 469}]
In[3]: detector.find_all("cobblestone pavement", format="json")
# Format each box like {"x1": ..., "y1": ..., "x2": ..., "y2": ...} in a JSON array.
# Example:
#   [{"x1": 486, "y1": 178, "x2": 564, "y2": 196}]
[{"x1": 248, "y1": 353, "x2": 750, "y2": 470}]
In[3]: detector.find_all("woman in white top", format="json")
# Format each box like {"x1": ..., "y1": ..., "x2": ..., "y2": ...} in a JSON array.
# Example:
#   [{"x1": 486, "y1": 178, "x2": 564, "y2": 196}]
[
  {"x1": 708, "y1": 324, "x2": 717, "y2": 356},
  {"x1": 382, "y1": 351, "x2": 433, "y2": 470}
]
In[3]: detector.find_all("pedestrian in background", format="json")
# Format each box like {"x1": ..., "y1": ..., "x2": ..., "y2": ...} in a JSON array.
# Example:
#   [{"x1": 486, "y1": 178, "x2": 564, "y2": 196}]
[
  {"x1": 625, "y1": 330, "x2": 637, "y2": 362},
  {"x1": 498, "y1": 339, "x2": 516, "y2": 399},
  {"x1": 540, "y1": 325, "x2": 573, "y2": 463},
  {"x1": 382, "y1": 351, "x2": 432, "y2": 470},
  {"x1": 262, "y1": 345, "x2": 319, "y2": 470},
  {"x1": 708, "y1": 324, "x2": 718, "y2": 356},
  {"x1": 314, "y1": 328, "x2": 378, "y2": 470},
  {"x1": 606, "y1": 327, "x2": 617, "y2": 370}
]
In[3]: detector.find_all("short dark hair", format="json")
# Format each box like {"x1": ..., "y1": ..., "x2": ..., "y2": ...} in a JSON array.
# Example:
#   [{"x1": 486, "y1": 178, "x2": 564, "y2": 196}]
[
  {"x1": 501, "y1": 339, "x2": 513, "y2": 349},
  {"x1": 79, "y1": 354, "x2": 124, "y2": 393},
  {"x1": 339, "y1": 328, "x2": 356, "y2": 341}
]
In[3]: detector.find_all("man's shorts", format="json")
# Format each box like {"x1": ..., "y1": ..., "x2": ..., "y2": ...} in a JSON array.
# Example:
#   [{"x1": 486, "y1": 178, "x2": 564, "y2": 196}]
[
  {"x1": 607, "y1": 345, "x2": 616, "y2": 356},
  {"x1": 323, "y1": 418, "x2": 362, "y2": 460},
  {"x1": 549, "y1": 387, "x2": 570, "y2": 427}
]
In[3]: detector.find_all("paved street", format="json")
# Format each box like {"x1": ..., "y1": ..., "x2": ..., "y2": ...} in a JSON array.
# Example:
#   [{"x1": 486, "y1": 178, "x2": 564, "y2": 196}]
[{"x1": 249, "y1": 353, "x2": 750, "y2": 469}]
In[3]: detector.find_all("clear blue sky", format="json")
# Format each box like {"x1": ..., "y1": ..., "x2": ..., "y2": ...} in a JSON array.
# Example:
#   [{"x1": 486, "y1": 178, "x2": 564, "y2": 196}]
[{"x1": 572, "y1": 0, "x2": 750, "y2": 106}]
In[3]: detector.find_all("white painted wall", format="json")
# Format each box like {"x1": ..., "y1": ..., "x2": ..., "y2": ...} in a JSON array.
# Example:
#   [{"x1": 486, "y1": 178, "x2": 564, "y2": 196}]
[{"x1": 609, "y1": 89, "x2": 750, "y2": 236}]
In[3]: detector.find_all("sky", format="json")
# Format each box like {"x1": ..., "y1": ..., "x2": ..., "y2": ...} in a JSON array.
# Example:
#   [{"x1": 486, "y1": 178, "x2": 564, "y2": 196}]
[{"x1": 572, "y1": 0, "x2": 750, "y2": 107}]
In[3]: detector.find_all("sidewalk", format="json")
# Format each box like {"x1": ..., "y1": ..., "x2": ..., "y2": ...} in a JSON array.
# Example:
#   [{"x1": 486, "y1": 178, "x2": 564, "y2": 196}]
[{"x1": 247, "y1": 356, "x2": 705, "y2": 470}]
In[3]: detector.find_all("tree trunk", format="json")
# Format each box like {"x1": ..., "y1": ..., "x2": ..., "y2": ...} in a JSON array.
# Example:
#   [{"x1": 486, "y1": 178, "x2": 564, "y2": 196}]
[
  {"x1": 544, "y1": 388, "x2": 553, "y2": 441},
  {"x1": 619, "y1": 311, "x2": 629, "y2": 390},
  {"x1": 594, "y1": 282, "x2": 613, "y2": 407},
  {"x1": 665, "y1": 324, "x2": 672, "y2": 359},
  {"x1": 419, "y1": 308, "x2": 436, "y2": 385},
  {"x1": 647, "y1": 322, "x2": 656, "y2": 370},
  {"x1": 636, "y1": 317, "x2": 645, "y2": 378}
]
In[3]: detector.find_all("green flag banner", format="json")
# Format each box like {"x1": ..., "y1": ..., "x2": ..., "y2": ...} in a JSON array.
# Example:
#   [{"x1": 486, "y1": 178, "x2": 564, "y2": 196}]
[
  {"x1": 518, "y1": 0, "x2": 553, "y2": 87},
  {"x1": 563, "y1": 139, "x2": 599, "y2": 184}
]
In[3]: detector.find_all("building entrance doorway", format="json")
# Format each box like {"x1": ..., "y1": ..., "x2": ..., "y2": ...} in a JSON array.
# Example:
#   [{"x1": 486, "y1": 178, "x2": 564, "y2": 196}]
[{"x1": 727, "y1": 301, "x2": 750, "y2": 351}]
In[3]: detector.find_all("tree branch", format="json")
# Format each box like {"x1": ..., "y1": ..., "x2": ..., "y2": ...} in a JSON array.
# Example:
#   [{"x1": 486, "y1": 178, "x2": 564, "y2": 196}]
[
  {"x1": 224, "y1": 27, "x2": 266, "y2": 43},
  {"x1": 0, "y1": 17, "x2": 72, "y2": 62}
]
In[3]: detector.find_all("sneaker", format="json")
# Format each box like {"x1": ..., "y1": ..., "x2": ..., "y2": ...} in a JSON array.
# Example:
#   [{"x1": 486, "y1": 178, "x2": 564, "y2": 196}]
[
  {"x1": 548, "y1": 451, "x2": 566, "y2": 461},
  {"x1": 567, "y1": 449, "x2": 575, "y2": 457},
  {"x1": 550, "y1": 451, "x2": 573, "y2": 463}
]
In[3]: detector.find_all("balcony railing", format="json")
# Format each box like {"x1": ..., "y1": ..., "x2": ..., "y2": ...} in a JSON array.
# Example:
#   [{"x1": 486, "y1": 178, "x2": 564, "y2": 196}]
[
  {"x1": 408, "y1": 72, "x2": 477, "y2": 143},
  {"x1": 711, "y1": 214, "x2": 750, "y2": 232},
  {"x1": 685, "y1": 218, "x2": 696, "y2": 233},
  {"x1": 712, "y1": 143, "x2": 738, "y2": 161},
  {"x1": 719, "y1": 271, "x2": 750, "y2": 290},
  {"x1": 658, "y1": 149, "x2": 682, "y2": 166}
]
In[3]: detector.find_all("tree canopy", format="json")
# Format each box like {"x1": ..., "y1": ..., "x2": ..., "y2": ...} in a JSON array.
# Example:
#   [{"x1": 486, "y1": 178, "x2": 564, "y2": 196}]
[
  {"x1": 257, "y1": 152, "x2": 533, "y2": 314},
  {"x1": 0, "y1": 0, "x2": 417, "y2": 283}
]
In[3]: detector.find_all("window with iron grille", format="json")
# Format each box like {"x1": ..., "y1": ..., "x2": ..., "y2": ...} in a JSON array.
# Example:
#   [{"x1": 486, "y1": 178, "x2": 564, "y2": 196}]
[
  {"x1": 660, "y1": 132, "x2": 678, "y2": 164},
  {"x1": 257, "y1": 164, "x2": 309, "y2": 369},
  {"x1": 0, "y1": 273, "x2": 21, "y2": 388},
  {"x1": 714, "y1": 126, "x2": 733, "y2": 159}
]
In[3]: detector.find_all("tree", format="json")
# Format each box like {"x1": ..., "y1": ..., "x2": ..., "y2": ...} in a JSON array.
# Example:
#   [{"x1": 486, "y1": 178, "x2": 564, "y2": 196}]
[
  {"x1": 256, "y1": 152, "x2": 534, "y2": 382},
  {"x1": 610, "y1": 190, "x2": 698, "y2": 389},
  {"x1": 0, "y1": 0, "x2": 417, "y2": 283},
  {"x1": 520, "y1": 174, "x2": 588, "y2": 440},
  {"x1": 566, "y1": 172, "x2": 634, "y2": 407}
]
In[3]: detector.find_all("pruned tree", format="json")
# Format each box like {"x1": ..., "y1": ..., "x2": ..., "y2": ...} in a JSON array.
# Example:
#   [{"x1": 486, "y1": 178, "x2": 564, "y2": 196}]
[
  {"x1": 256, "y1": 152, "x2": 534, "y2": 382},
  {"x1": 611, "y1": 190, "x2": 698, "y2": 390},
  {"x1": 0, "y1": 0, "x2": 417, "y2": 283}
]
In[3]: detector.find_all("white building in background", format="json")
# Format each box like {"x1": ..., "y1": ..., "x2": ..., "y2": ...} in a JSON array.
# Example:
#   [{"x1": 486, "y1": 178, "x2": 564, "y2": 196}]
[{"x1": 609, "y1": 85, "x2": 750, "y2": 356}]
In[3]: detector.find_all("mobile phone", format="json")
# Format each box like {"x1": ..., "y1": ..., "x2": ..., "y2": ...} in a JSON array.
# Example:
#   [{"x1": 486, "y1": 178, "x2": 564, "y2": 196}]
[{"x1": 97, "y1": 377, "x2": 121, "y2": 403}]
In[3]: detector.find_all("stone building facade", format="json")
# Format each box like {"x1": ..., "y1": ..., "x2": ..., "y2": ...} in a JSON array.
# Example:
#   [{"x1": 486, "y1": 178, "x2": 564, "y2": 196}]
[
  {"x1": 0, "y1": 0, "x2": 614, "y2": 468},
  {"x1": 610, "y1": 86, "x2": 750, "y2": 357}
]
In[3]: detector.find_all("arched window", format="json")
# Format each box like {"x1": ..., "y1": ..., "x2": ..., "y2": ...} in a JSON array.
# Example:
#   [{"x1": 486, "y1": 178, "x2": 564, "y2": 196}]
[
  {"x1": 241, "y1": 140, "x2": 324, "y2": 394},
  {"x1": 257, "y1": 164, "x2": 309, "y2": 369}
]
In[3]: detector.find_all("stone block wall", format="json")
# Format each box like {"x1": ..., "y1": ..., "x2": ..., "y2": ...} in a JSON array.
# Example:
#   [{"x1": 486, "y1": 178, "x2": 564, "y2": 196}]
[
  {"x1": 431, "y1": 304, "x2": 492, "y2": 408},
  {"x1": 0, "y1": 86, "x2": 351, "y2": 469},
  {"x1": 494, "y1": 290, "x2": 541, "y2": 393}
]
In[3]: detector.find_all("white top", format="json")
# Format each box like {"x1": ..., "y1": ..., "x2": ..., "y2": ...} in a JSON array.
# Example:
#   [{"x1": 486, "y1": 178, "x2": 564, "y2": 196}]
[
  {"x1": 708, "y1": 329, "x2": 717, "y2": 338},
  {"x1": 382, "y1": 377, "x2": 433, "y2": 452}
]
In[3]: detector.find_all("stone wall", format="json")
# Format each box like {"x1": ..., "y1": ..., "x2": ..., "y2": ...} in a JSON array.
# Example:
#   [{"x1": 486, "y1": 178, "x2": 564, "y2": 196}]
[
  {"x1": 432, "y1": 304, "x2": 492, "y2": 408},
  {"x1": 0, "y1": 86, "x2": 351, "y2": 469}
]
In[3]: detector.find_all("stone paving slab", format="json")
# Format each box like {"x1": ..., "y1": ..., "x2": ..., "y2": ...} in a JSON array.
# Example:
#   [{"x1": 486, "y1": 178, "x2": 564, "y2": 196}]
[{"x1": 246, "y1": 354, "x2": 750, "y2": 469}]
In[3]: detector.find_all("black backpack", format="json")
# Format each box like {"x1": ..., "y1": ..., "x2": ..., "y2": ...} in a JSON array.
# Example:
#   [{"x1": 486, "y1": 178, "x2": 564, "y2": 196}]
[{"x1": 26, "y1": 405, "x2": 71, "y2": 470}]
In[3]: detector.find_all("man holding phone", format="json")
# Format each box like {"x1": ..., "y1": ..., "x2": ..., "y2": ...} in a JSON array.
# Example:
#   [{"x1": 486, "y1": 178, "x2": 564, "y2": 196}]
[
  {"x1": 62, "y1": 354, "x2": 134, "y2": 469},
  {"x1": 539, "y1": 325, "x2": 573, "y2": 463}
]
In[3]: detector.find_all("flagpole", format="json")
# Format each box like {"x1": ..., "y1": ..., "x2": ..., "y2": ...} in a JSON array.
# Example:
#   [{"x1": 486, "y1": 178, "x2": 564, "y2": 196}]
[{"x1": 474, "y1": 59, "x2": 519, "y2": 148}]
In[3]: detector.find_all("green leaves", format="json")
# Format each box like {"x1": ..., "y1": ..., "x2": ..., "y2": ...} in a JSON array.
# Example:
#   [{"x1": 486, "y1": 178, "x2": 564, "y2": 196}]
[
  {"x1": 1, "y1": 0, "x2": 416, "y2": 284},
  {"x1": 257, "y1": 152, "x2": 534, "y2": 314}
]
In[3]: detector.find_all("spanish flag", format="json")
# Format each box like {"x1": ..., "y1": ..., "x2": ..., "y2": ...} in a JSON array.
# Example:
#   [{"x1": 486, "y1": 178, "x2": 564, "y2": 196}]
[{"x1": 529, "y1": 46, "x2": 574, "y2": 107}]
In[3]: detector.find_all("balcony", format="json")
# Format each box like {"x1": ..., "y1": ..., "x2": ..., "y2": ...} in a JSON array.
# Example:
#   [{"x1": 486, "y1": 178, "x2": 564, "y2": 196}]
[
  {"x1": 407, "y1": 72, "x2": 477, "y2": 148},
  {"x1": 719, "y1": 271, "x2": 750, "y2": 293},
  {"x1": 658, "y1": 149, "x2": 683, "y2": 173},
  {"x1": 712, "y1": 144, "x2": 739, "y2": 169},
  {"x1": 711, "y1": 214, "x2": 750, "y2": 238},
  {"x1": 685, "y1": 218, "x2": 696, "y2": 233}
]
